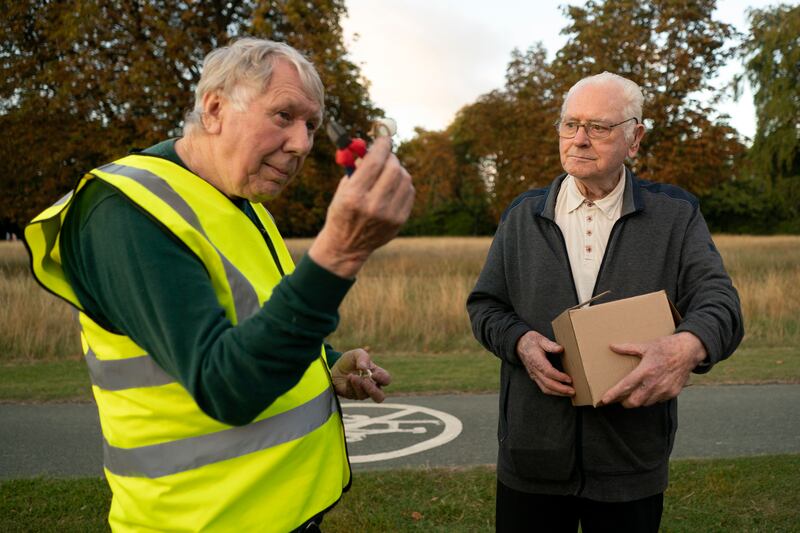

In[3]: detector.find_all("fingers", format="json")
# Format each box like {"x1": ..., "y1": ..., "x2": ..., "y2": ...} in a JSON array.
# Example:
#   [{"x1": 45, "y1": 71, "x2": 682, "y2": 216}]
[
  {"x1": 531, "y1": 371, "x2": 575, "y2": 397},
  {"x1": 538, "y1": 337, "x2": 564, "y2": 354},
  {"x1": 348, "y1": 137, "x2": 392, "y2": 191},
  {"x1": 348, "y1": 373, "x2": 386, "y2": 403},
  {"x1": 311, "y1": 139, "x2": 413, "y2": 279},
  {"x1": 517, "y1": 331, "x2": 573, "y2": 397},
  {"x1": 602, "y1": 336, "x2": 698, "y2": 408},
  {"x1": 601, "y1": 374, "x2": 643, "y2": 407},
  {"x1": 369, "y1": 365, "x2": 392, "y2": 387},
  {"x1": 336, "y1": 349, "x2": 391, "y2": 403},
  {"x1": 609, "y1": 343, "x2": 644, "y2": 357}
]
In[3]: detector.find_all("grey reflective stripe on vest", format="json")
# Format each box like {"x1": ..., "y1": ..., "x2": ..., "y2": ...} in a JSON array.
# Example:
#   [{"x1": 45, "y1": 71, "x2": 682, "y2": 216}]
[
  {"x1": 97, "y1": 162, "x2": 260, "y2": 322},
  {"x1": 104, "y1": 387, "x2": 337, "y2": 478},
  {"x1": 85, "y1": 348, "x2": 175, "y2": 390},
  {"x1": 53, "y1": 190, "x2": 73, "y2": 207}
]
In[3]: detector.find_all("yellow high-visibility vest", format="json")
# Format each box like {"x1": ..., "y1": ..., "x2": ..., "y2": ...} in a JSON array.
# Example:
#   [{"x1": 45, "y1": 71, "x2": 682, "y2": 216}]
[{"x1": 25, "y1": 154, "x2": 350, "y2": 532}]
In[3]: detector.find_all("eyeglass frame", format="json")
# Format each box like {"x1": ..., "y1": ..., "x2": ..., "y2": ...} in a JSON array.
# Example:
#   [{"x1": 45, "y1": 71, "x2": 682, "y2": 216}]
[{"x1": 555, "y1": 117, "x2": 639, "y2": 139}]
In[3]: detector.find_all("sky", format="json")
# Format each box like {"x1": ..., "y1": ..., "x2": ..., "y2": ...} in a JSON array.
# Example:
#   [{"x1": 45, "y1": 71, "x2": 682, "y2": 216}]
[{"x1": 342, "y1": 0, "x2": 775, "y2": 142}]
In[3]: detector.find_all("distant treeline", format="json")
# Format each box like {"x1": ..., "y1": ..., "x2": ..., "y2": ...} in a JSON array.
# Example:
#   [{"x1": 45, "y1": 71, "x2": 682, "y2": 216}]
[{"x1": 1, "y1": 1, "x2": 797, "y2": 237}]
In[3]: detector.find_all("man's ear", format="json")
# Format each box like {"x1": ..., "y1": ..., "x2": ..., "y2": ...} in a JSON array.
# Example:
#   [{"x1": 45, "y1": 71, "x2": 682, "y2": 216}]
[
  {"x1": 627, "y1": 124, "x2": 645, "y2": 157},
  {"x1": 200, "y1": 91, "x2": 225, "y2": 134}
]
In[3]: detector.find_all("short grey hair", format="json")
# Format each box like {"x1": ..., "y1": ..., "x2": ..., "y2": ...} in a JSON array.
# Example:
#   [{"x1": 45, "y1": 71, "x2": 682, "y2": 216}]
[
  {"x1": 183, "y1": 38, "x2": 324, "y2": 134},
  {"x1": 561, "y1": 72, "x2": 643, "y2": 141}
]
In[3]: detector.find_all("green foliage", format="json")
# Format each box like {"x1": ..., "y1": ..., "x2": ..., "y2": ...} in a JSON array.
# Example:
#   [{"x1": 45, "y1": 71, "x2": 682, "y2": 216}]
[
  {"x1": 706, "y1": 3, "x2": 800, "y2": 235},
  {"x1": 740, "y1": 3, "x2": 800, "y2": 183},
  {"x1": 700, "y1": 178, "x2": 787, "y2": 234},
  {"x1": 0, "y1": 0, "x2": 379, "y2": 236},
  {"x1": 398, "y1": 129, "x2": 495, "y2": 235}
]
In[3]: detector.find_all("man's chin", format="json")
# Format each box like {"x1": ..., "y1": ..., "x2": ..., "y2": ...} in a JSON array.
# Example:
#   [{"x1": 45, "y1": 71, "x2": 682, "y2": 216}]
[{"x1": 244, "y1": 184, "x2": 285, "y2": 203}]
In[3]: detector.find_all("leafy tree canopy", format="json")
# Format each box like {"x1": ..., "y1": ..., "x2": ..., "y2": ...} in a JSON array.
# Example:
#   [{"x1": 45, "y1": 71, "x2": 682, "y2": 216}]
[
  {"x1": 0, "y1": 0, "x2": 380, "y2": 236},
  {"x1": 739, "y1": 3, "x2": 800, "y2": 182}
]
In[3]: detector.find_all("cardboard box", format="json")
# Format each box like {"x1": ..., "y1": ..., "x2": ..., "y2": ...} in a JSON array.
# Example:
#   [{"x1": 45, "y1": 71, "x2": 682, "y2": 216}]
[{"x1": 551, "y1": 290, "x2": 680, "y2": 407}]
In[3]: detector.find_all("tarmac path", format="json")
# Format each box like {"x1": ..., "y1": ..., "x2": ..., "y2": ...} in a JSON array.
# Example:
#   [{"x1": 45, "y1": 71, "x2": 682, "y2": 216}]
[{"x1": 1, "y1": 384, "x2": 798, "y2": 478}]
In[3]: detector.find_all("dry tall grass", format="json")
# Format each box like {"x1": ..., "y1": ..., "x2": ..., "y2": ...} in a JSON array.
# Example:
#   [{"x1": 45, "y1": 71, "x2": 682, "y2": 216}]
[
  {"x1": 287, "y1": 238, "x2": 490, "y2": 352},
  {"x1": 714, "y1": 236, "x2": 800, "y2": 345},
  {"x1": 2, "y1": 235, "x2": 798, "y2": 361},
  {"x1": 292, "y1": 235, "x2": 800, "y2": 352},
  {"x1": 0, "y1": 243, "x2": 80, "y2": 360}
]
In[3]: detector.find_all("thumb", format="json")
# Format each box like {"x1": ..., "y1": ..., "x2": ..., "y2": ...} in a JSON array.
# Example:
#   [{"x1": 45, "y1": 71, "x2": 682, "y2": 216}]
[
  {"x1": 353, "y1": 349, "x2": 372, "y2": 371},
  {"x1": 609, "y1": 343, "x2": 644, "y2": 358},
  {"x1": 333, "y1": 349, "x2": 358, "y2": 375},
  {"x1": 540, "y1": 337, "x2": 564, "y2": 353}
]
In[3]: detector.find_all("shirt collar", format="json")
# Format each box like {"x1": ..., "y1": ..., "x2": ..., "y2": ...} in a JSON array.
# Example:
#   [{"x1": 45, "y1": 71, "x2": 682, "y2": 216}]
[{"x1": 566, "y1": 167, "x2": 626, "y2": 219}]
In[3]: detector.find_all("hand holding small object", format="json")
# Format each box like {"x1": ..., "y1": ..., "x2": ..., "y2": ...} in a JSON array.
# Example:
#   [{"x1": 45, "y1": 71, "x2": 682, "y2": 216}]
[{"x1": 331, "y1": 349, "x2": 391, "y2": 403}]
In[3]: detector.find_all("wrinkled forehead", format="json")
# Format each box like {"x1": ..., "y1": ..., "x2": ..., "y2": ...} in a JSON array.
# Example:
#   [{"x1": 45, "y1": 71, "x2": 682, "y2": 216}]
[
  {"x1": 562, "y1": 82, "x2": 625, "y2": 121},
  {"x1": 242, "y1": 60, "x2": 324, "y2": 121}
]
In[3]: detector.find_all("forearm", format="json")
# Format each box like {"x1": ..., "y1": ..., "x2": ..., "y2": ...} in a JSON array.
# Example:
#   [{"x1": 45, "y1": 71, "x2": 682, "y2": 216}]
[
  {"x1": 467, "y1": 227, "x2": 530, "y2": 364},
  {"x1": 177, "y1": 255, "x2": 353, "y2": 425},
  {"x1": 674, "y1": 209, "x2": 744, "y2": 371},
  {"x1": 467, "y1": 292, "x2": 530, "y2": 364},
  {"x1": 65, "y1": 184, "x2": 354, "y2": 426}
]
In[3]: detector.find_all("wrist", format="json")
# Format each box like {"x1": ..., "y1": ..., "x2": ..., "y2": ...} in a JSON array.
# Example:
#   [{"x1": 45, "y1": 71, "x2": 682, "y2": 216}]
[
  {"x1": 308, "y1": 228, "x2": 368, "y2": 279},
  {"x1": 675, "y1": 331, "x2": 707, "y2": 367}
]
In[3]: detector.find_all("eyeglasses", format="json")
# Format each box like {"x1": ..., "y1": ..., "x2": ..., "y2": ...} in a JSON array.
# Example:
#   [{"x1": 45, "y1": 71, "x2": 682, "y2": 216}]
[{"x1": 556, "y1": 117, "x2": 639, "y2": 139}]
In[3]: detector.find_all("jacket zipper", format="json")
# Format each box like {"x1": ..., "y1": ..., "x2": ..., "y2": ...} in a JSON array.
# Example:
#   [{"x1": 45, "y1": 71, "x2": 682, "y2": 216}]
[
  {"x1": 589, "y1": 211, "x2": 636, "y2": 300},
  {"x1": 539, "y1": 215, "x2": 586, "y2": 495},
  {"x1": 541, "y1": 208, "x2": 637, "y2": 497}
]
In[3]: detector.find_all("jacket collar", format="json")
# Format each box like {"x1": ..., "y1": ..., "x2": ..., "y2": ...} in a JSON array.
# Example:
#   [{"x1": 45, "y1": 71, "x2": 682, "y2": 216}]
[{"x1": 538, "y1": 167, "x2": 642, "y2": 221}]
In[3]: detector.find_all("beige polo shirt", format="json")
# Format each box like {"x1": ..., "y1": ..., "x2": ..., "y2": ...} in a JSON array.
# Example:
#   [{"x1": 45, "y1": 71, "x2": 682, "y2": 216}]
[{"x1": 555, "y1": 168, "x2": 626, "y2": 304}]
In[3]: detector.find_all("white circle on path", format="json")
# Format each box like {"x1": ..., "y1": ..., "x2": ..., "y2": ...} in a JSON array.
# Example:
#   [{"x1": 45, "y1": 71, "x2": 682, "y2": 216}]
[{"x1": 341, "y1": 403, "x2": 463, "y2": 463}]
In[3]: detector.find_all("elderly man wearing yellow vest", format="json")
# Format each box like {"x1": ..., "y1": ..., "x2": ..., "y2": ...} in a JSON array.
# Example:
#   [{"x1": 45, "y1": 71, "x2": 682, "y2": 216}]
[{"x1": 25, "y1": 38, "x2": 415, "y2": 532}]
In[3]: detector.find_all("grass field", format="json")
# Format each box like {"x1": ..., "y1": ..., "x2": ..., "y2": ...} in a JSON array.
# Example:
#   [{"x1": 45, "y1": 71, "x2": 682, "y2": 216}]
[
  {"x1": 5, "y1": 235, "x2": 800, "y2": 360},
  {"x1": 2, "y1": 345, "x2": 797, "y2": 403},
  {"x1": 3, "y1": 236, "x2": 799, "y2": 388},
  {"x1": 2, "y1": 456, "x2": 798, "y2": 532},
  {"x1": 3, "y1": 237, "x2": 799, "y2": 531}
]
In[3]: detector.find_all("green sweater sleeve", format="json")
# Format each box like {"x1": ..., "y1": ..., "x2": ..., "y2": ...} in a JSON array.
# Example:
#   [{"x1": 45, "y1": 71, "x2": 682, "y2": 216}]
[{"x1": 61, "y1": 179, "x2": 352, "y2": 426}]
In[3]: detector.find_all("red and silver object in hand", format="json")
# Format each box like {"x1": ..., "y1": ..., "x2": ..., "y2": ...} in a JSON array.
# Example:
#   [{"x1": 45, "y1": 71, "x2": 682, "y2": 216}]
[{"x1": 326, "y1": 118, "x2": 397, "y2": 176}]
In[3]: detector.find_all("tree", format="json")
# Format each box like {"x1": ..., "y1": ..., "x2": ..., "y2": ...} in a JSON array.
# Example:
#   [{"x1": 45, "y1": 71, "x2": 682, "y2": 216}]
[
  {"x1": 397, "y1": 128, "x2": 493, "y2": 235},
  {"x1": 0, "y1": 0, "x2": 379, "y2": 236},
  {"x1": 449, "y1": 44, "x2": 562, "y2": 220},
  {"x1": 741, "y1": 3, "x2": 800, "y2": 181},
  {"x1": 740, "y1": 5, "x2": 800, "y2": 231},
  {"x1": 432, "y1": 1, "x2": 747, "y2": 226},
  {"x1": 551, "y1": 0, "x2": 746, "y2": 195}
]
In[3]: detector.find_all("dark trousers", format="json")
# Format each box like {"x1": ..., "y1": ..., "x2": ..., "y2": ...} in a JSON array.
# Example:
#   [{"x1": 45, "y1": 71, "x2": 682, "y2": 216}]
[{"x1": 496, "y1": 479, "x2": 663, "y2": 533}]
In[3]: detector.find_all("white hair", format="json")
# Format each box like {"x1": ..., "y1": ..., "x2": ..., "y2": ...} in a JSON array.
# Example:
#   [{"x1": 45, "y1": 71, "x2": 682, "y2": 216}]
[
  {"x1": 561, "y1": 72, "x2": 643, "y2": 141},
  {"x1": 183, "y1": 38, "x2": 324, "y2": 134}
]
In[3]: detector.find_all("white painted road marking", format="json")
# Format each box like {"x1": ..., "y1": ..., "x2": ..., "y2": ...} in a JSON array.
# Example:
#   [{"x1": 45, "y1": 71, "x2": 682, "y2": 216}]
[{"x1": 341, "y1": 403, "x2": 463, "y2": 463}]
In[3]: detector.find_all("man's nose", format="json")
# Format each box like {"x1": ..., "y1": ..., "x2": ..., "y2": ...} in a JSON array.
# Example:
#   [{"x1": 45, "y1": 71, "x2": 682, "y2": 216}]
[
  {"x1": 573, "y1": 124, "x2": 592, "y2": 145},
  {"x1": 285, "y1": 121, "x2": 313, "y2": 155}
]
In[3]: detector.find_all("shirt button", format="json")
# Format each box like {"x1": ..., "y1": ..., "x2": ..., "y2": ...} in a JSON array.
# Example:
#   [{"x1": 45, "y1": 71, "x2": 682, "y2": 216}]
[
  {"x1": 587, "y1": 216, "x2": 593, "y2": 222},
  {"x1": 586, "y1": 201, "x2": 594, "y2": 207},
  {"x1": 585, "y1": 245, "x2": 592, "y2": 253},
  {"x1": 586, "y1": 230, "x2": 593, "y2": 236}
]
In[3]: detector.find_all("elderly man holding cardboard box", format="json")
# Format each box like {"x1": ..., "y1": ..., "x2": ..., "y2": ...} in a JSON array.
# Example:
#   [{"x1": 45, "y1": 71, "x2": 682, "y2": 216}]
[{"x1": 467, "y1": 72, "x2": 743, "y2": 532}]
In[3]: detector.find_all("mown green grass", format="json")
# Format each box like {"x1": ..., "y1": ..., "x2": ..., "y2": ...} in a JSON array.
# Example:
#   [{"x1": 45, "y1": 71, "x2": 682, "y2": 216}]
[
  {"x1": 2, "y1": 456, "x2": 798, "y2": 532},
  {"x1": 1, "y1": 346, "x2": 798, "y2": 403},
  {"x1": 0, "y1": 360, "x2": 90, "y2": 403}
]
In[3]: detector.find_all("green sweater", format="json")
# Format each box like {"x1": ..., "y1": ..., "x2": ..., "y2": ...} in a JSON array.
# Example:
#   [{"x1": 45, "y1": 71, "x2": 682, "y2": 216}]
[{"x1": 60, "y1": 139, "x2": 350, "y2": 426}]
